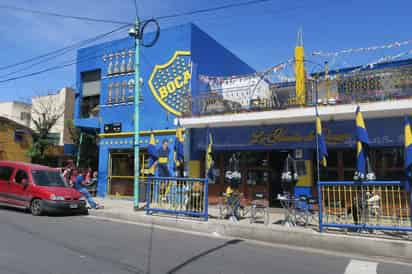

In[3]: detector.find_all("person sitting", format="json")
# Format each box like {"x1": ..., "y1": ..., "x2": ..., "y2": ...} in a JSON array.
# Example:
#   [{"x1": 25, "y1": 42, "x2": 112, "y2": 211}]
[{"x1": 75, "y1": 169, "x2": 103, "y2": 209}]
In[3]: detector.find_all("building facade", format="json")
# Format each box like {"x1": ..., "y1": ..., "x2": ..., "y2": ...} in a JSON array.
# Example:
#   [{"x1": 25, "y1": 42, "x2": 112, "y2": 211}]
[
  {"x1": 74, "y1": 23, "x2": 254, "y2": 197},
  {"x1": 181, "y1": 58, "x2": 412, "y2": 206},
  {"x1": 0, "y1": 116, "x2": 33, "y2": 162},
  {"x1": 0, "y1": 101, "x2": 31, "y2": 127}
]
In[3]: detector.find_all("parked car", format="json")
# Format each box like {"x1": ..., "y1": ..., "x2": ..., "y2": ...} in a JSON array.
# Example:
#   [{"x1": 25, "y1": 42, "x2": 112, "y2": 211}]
[{"x1": 0, "y1": 161, "x2": 88, "y2": 216}]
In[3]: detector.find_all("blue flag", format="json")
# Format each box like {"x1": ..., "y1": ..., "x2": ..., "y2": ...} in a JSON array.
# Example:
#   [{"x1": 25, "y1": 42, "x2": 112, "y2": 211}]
[
  {"x1": 206, "y1": 128, "x2": 214, "y2": 180},
  {"x1": 174, "y1": 123, "x2": 184, "y2": 170},
  {"x1": 356, "y1": 106, "x2": 369, "y2": 145},
  {"x1": 316, "y1": 108, "x2": 328, "y2": 167},
  {"x1": 147, "y1": 132, "x2": 158, "y2": 175},
  {"x1": 355, "y1": 106, "x2": 369, "y2": 177},
  {"x1": 404, "y1": 116, "x2": 412, "y2": 172}
]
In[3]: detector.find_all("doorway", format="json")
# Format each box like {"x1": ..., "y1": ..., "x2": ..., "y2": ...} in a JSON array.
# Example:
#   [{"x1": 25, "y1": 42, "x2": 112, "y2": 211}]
[{"x1": 108, "y1": 149, "x2": 149, "y2": 197}]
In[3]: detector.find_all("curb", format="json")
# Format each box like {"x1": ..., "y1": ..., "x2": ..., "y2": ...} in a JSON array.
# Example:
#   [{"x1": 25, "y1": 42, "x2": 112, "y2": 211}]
[{"x1": 89, "y1": 211, "x2": 412, "y2": 260}]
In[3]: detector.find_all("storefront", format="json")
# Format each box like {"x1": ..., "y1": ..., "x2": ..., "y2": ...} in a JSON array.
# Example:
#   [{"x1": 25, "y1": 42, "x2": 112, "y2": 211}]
[{"x1": 188, "y1": 116, "x2": 407, "y2": 206}]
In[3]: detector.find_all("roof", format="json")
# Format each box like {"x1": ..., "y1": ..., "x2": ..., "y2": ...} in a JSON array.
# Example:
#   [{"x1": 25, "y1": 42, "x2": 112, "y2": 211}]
[
  {"x1": 312, "y1": 57, "x2": 412, "y2": 77},
  {"x1": 0, "y1": 116, "x2": 33, "y2": 133},
  {"x1": 0, "y1": 100, "x2": 31, "y2": 106}
]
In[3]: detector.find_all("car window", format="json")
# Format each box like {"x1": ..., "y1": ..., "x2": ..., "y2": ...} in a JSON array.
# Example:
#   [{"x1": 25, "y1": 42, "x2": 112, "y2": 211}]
[
  {"x1": 15, "y1": 170, "x2": 29, "y2": 184},
  {"x1": 0, "y1": 166, "x2": 14, "y2": 181},
  {"x1": 31, "y1": 170, "x2": 67, "y2": 187}
]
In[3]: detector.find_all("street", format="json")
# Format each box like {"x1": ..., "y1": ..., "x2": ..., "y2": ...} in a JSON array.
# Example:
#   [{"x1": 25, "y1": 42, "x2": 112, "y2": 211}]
[{"x1": 0, "y1": 207, "x2": 410, "y2": 274}]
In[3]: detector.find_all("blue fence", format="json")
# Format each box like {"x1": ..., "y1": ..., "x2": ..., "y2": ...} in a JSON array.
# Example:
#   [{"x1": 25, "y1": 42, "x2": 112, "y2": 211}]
[
  {"x1": 318, "y1": 181, "x2": 412, "y2": 232},
  {"x1": 145, "y1": 177, "x2": 209, "y2": 221}
]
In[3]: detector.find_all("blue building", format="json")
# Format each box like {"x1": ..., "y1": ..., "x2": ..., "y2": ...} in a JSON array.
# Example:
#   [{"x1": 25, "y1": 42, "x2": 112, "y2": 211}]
[{"x1": 74, "y1": 23, "x2": 254, "y2": 197}]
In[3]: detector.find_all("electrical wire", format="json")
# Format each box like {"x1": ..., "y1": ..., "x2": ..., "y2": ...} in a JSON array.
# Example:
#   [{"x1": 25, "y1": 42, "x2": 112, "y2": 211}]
[
  {"x1": 0, "y1": 4, "x2": 130, "y2": 25},
  {"x1": 0, "y1": 24, "x2": 130, "y2": 78},
  {"x1": 151, "y1": 0, "x2": 274, "y2": 21},
  {"x1": 0, "y1": 24, "x2": 130, "y2": 72},
  {"x1": 0, "y1": 45, "x2": 121, "y2": 84}
]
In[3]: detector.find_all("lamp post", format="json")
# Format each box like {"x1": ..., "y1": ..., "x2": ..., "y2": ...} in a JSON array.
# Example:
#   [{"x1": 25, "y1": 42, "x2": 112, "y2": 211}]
[
  {"x1": 128, "y1": 18, "x2": 160, "y2": 209},
  {"x1": 129, "y1": 19, "x2": 141, "y2": 209}
]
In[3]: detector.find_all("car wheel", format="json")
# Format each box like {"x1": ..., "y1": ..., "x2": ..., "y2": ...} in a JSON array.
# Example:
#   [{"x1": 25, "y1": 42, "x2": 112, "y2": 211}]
[
  {"x1": 80, "y1": 209, "x2": 89, "y2": 216},
  {"x1": 30, "y1": 199, "x2": 43, "y2": 216}
]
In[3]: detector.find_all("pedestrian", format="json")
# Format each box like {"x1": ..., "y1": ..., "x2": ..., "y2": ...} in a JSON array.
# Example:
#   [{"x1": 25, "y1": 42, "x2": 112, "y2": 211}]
[
  {"x1": 75, "y1": 169, "x2": 103, "y2": 209},
  {"x1": 85, "y1": 168, "x2": 93, "y2": 185}
]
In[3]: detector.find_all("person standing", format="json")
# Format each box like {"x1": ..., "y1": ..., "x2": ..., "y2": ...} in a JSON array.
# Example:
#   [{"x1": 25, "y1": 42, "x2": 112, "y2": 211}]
[
  {"x1": 157, "y1": 139, "x2": 171, "y2": 177},
  {"x1": 75, "y1": 169, "x2": 102, "y2": 209}
]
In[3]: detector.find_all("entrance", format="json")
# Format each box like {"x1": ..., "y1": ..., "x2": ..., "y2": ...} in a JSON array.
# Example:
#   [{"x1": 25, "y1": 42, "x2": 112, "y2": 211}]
[
  {"x1": 268, "y1": 150, "x2": 291, "y2": 207},
  {"x1": 208, "y1": 150, "x2": 293, "y2": 207},
  {"x1": 108, "y1": 149, "x2": 149, "y2": 197}
]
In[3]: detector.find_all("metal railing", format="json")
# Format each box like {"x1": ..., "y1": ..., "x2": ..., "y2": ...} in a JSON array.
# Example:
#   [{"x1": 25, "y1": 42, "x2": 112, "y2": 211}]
[
  {"x1": 145, "y1": 177, "x2": 209, "y2": 221},
  {"x1": 318, "y1": 181, "x2": 412, "y2": 232}
]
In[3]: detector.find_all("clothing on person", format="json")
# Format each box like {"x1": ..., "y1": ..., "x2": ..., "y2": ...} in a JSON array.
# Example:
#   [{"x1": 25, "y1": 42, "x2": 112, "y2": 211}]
[
  {"x1": 74, "y1": 174, "x2": 99, "y2": 209},
  {"x1": 157, "y1": 146, "x2": 170, "y2": 177}
]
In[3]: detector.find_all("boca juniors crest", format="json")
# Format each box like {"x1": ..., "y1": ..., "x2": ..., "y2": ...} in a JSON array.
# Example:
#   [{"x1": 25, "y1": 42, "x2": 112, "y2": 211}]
[{"x1": 148, "y1": 51, "x2": 192, "y2": 116}]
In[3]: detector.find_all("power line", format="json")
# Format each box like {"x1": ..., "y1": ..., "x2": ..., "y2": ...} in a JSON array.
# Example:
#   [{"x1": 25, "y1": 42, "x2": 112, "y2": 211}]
[
  {"x1": 152, "y1": 0, "x2": 274, "y2": 21},
  {"x1": 0, "y1": 24, "x2": 130, "y2": 73},
  {"x1": 0, "y1": 4, "x2": 131, "y2": 25},
  {"x1": 0, "y1": 48, "x2": 115, "y2": 84}
]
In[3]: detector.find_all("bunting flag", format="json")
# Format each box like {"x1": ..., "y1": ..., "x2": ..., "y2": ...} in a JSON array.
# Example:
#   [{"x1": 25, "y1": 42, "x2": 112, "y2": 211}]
[
  {"x1": 355, "y1": 106, "x2": 370, "y2": 179},
  {"x1": 205, "y1": 129, "x2": 214, "y2": 180},
  {"x1": 312, "y1": 39, "x2": 412, "y2": 57},
  {"x1": 147, "y1": 132, "x2": 158, "y2": 175},
  {"x1": 404, "y1": 116, "x2": 412, "y2": 172},
  {"x1": 174, "y1": 122, "x2": 185, "y2": 171},
  {"x1": 316, "y1": 108, "x2": 328, "y2": 167}
]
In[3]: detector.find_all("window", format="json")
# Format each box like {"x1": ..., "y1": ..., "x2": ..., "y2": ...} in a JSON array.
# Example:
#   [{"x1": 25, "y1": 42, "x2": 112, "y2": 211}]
[
  {"x1": 82, "y1": 70, "x2": 101, "y2": 97},
  {"x1": 81, "y1": 69, "x2": 101, "y2": 118},
  {"x1": 14, "y1": 170, "x2": 28, "y2": 184},
  {"x1": 14, "y1": 129, "x2": 25, "y2": 142},
  {"x1": 0, "y1": 166, "x2": 14, "y2": 181},
  {"x1": 20, "y1": 112, "x2": 30, "y2": 121},
  {"x1": 32, "y1": 170, "x2": 66, "y2": 187}
]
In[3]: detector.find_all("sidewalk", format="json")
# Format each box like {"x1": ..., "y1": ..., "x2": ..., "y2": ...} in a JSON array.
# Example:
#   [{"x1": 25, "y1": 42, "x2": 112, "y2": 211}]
[{"x1": 90, "y1": 198, "x2": 412, "y2": 261}]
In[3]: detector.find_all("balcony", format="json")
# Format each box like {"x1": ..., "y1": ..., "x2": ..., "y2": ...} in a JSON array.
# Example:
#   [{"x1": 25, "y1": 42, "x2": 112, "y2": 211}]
[{"x1": 181, "y1": 67, "x2": 412, "y2": 128}]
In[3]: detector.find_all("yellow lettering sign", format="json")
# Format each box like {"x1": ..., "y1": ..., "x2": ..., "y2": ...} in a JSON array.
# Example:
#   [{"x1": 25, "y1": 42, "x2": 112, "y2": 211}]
[
  {"x1": 159, "y1": 87, "x2": 168, "y2": 99},
  {"x1": 174, "y1": 76, "x2": 183, "y2": 89}
]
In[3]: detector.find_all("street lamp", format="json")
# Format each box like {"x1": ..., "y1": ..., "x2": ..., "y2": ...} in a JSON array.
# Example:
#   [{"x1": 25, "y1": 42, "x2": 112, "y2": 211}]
[{"x1": 128, "y1": 18, "x2": 160, "y2": 209}]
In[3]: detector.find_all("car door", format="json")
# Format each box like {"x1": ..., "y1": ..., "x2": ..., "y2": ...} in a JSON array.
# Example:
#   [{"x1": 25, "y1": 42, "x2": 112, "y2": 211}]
[
  {"x1": 9, "y1": 169, "x2": 30, "y2": 207},
  {"x1": 0, "y1": 166, "x2": 14, "y2": 204}
]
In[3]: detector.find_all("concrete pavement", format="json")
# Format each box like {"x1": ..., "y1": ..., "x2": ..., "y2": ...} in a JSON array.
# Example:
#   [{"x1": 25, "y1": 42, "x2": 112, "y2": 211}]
[
  {"x1": 1, "y1": 206, "x2": 412, "y2": 274},
  {"x1": 89, "y1": 198, "x2": 412, "y2": 262}
]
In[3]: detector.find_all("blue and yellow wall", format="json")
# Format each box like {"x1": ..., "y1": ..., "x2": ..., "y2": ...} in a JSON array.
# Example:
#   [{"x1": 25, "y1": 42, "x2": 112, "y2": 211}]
[{"x1": 74, "y1": 23, "x2": 254, "y2": 196}]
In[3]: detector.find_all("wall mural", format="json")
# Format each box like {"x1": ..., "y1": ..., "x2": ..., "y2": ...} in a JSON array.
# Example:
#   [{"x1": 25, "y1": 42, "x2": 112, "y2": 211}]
[{"x1": 148, "y1": 51, "x2": 192, "y2": 116}]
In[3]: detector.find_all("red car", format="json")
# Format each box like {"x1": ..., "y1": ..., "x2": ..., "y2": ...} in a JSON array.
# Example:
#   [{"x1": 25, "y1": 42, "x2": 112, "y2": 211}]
[{"x1": 0, "y1": 161, "x2": 88, "y2": 215}]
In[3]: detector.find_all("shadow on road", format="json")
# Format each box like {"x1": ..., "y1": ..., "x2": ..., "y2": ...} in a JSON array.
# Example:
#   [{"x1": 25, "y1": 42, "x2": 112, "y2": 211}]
[{"x1": 166, "y1": 239, "x2": 243, "y2": 274}]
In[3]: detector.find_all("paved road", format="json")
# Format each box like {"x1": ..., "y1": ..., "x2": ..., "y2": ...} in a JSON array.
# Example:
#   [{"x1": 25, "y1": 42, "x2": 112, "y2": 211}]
[{"x1": 0, "y1": 207, "x2": 411, "y2": 274}]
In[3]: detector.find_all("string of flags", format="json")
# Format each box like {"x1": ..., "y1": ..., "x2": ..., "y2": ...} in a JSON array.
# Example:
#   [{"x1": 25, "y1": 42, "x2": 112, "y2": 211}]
[
  {"x1": 347, "y1": 48, "x2": 412, "y2": 74},
  {"x1": 312, "y1": 39, "x2": 412, "y2": 57},
  {"x1": 198, "y1": 60, "x2": 292, "y2": 85}
]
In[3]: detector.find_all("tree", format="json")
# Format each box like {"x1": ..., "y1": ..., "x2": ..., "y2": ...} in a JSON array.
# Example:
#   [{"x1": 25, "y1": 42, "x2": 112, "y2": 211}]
[{"x1": 29, "y1": 93, "x2": 65, "y2": 163}]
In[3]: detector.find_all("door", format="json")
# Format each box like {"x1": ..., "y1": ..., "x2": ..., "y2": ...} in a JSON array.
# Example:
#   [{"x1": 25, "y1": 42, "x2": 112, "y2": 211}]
[
  {"x1": 9, "y1": 169, "x2": 30, "y2": 206},
  {"x1": 0, "y1": 166, "x2": 14, "y2": 203}
]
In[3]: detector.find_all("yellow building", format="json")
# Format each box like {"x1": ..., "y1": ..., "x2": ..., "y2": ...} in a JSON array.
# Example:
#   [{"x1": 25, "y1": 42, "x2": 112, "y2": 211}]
[{"x1": 0, "y1": 116, "x2": 33, "y2": 162}]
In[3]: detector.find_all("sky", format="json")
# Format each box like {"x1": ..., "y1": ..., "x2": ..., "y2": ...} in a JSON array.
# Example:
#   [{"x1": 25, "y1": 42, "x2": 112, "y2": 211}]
[{"x1": 0, "y1": 0, "x2": 411, "y2": 102}]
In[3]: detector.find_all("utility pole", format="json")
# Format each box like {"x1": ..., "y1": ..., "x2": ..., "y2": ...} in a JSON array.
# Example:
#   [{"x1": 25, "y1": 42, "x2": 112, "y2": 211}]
[{"x1": 129, "y1": 19, "x2": 141, "y2": 209}]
